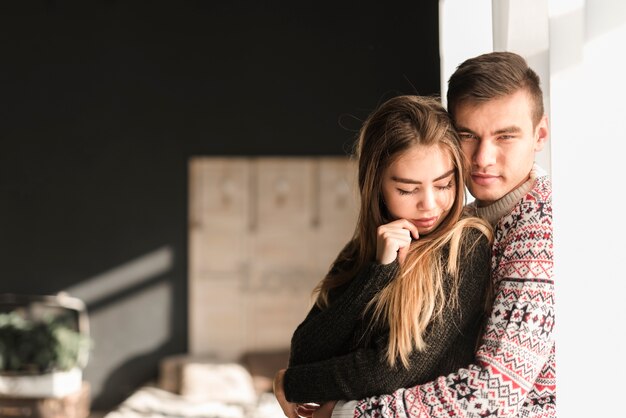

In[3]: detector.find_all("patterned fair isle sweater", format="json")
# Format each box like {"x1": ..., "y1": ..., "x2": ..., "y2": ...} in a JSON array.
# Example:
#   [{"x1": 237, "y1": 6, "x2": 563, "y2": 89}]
[{"x1": 334, "y1": 171, "x2": 555, "y2": 418}]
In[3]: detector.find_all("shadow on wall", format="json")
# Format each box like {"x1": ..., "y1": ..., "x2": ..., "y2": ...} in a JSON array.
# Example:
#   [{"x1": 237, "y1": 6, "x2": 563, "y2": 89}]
[
  {"x1": 65, "y1": 247, "x2": 179, "y2": 409},
  {"x1": 93, "y1": 344, "x2": 172, "y2": 409}
]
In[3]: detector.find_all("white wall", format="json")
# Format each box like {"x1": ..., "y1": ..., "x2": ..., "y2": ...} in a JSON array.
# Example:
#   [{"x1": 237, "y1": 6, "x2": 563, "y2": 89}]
[
  {"x1": 439, "y1": 0, "x2": 493, "y2": 107},
  {"x1": 441, "y1": 1, "x2": 626, "y2": 416},
  {"x1": 550, "y1": 1, "x2": 626, "y2": 416}
]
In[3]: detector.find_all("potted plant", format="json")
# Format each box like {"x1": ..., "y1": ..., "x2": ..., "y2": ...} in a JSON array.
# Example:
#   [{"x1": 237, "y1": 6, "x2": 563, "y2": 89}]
[{"x1": 0, "y1": 294, "x2": 91, "y2": 398}]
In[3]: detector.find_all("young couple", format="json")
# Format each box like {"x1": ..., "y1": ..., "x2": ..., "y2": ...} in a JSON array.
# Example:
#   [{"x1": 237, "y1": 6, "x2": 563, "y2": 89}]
[{"x1": 274, "y1": 51, "x2": 555, "y2": 418}]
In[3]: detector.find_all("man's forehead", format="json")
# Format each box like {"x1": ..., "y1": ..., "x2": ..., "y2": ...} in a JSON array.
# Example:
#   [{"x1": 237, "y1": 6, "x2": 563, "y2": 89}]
[
  {"x1": 453, "y1": 89, "x2": 534, "y2": 113},
  {"x1": 453, "y1": 94, "x2": 535, "y2": 129}
]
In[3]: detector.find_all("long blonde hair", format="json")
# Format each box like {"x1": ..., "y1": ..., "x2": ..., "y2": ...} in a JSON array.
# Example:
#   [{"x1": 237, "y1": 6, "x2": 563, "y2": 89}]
[{"x1": 314, "y1": 95, "x2": 492, "y2": 367}]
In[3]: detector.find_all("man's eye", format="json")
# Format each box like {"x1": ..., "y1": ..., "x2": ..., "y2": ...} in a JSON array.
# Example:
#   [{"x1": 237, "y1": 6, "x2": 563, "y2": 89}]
[{"x1": 459, "y1": 133, "x2": 476, "y2": 140}]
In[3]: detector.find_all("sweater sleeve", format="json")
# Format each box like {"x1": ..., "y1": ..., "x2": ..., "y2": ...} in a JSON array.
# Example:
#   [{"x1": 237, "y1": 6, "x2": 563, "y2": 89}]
[
  {"x1": 350, "y1": 191, "x2": 554, "y2": 418},
  {"x1": 288, "y1": 260, "x2": 400, "y2": 368},
  {"x1": 283, "y1": 232, "x2": 491, "y2": 403}
]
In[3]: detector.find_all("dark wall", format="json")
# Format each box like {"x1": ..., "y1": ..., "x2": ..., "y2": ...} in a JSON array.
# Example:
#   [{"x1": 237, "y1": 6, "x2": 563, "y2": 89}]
[{"x1": 0, "y1": 0, "x2": 440, "y2": 410}]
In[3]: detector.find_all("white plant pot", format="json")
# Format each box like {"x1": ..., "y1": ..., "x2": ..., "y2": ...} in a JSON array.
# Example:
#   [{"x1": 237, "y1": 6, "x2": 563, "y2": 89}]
[{"x1": 0, "y1": 367, "x2": 82, "y2": 398}]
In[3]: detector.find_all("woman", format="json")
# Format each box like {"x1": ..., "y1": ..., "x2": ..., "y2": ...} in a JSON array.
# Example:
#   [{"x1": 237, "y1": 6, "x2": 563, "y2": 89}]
[{"x1": 274, "y1": 95, "x2": 492, "y2": 418}]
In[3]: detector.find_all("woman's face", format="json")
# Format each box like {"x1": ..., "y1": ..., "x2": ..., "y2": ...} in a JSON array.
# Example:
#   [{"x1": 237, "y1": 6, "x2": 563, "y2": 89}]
[{"x1": 381, "y1": 144, "x2": 456, "y2": 235}]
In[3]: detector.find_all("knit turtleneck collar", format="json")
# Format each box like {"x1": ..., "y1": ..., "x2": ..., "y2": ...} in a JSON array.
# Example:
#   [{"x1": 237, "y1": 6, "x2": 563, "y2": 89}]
[{"x1": 472, "y1": 165, "x2": 546, "y2": 226}]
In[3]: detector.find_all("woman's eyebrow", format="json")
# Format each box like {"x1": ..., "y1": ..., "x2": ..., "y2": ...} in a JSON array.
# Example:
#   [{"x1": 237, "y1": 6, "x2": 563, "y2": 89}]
[{"x1": 391, "y1": 169, "x2": 454, "y2": 185}]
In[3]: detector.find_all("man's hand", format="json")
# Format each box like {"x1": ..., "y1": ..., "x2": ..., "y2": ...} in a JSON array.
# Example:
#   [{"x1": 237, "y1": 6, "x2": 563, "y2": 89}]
[
  {"x1": 312, "y1": 401, "x2": 337, "y2": 418},
  {"x1": 295, "y1": 403, "x2": 322, "y2": 417},
  {"x1": 273, "y1": 369, "x2": 298, "y2": 418}
]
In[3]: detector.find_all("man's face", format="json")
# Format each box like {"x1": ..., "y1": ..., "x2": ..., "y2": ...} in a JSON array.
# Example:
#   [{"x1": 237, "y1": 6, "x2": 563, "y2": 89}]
[{"x1": 454, "y1": 89, "x2": 548, "y2": 205}]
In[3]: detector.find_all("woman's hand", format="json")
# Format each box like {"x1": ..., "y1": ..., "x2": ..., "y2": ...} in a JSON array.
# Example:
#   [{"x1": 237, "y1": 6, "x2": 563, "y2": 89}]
[
  {"x1": 273, "y1": 369, "x2": 298, "y2": 418},
  {"x1": 376, "y1": 219, "x2": 419, "y2": 265}
]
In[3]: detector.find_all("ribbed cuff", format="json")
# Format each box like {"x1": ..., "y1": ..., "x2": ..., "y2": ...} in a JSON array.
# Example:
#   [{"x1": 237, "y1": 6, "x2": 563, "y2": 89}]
[{"x1": 331, "y1": 400, "x2": 358, "y2": 418}]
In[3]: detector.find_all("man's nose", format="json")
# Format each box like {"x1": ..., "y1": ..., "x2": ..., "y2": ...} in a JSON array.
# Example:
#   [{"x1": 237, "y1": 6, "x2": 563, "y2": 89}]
[{"x1": 473, "y1": 139, "x2": 496, "y2": 168}]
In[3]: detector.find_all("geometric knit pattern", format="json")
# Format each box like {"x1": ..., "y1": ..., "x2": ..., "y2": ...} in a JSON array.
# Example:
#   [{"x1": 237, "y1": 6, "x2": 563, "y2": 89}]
[{"x1": 353, "y1": 175, "x2": 555, "y2": 418}]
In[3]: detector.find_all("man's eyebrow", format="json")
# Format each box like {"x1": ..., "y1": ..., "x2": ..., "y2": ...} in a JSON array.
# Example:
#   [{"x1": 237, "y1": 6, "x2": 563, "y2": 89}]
[
  {"x1": 391, "y1": 169, "x2": 455, "y2": 185},
  {"x1": 493, "y1": 125, "x2": 522, "y2": 135},
  {"x1": 456, "y1": 125, "x2": 522, "y2": 136},
  {"x1": 455, "y1": 125, "x2": 475, "y2": 134}
]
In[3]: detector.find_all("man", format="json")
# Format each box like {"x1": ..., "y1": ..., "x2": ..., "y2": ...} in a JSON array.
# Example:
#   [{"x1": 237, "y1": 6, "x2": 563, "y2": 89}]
[{"x1": 314, "y1": 51, "x2": 555, "y2": 417}]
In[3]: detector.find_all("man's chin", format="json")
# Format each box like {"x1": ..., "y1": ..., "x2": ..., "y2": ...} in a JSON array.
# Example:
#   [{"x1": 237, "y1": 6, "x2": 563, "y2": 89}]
[{"x1": 468, "y1": 186, "x2": 505, "y2": 205}]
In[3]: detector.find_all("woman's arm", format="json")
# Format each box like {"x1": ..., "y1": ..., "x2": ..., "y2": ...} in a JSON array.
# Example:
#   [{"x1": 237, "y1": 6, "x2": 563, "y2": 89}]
[
  {"x1": 289, "y1": 219, "x2": 418, "y2": 368},
  {"x1": 284, "y1": 232, "x2": 491, "y2": 403},
  {"x1": 288, "y1": 260, "x2": 399, "y2": 367}
]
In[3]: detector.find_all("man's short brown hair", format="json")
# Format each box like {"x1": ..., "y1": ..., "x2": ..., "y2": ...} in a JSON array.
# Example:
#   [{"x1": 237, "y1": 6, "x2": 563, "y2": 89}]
[{"x1": 447, "y1": 51, "x2": 544, "y2": 126}]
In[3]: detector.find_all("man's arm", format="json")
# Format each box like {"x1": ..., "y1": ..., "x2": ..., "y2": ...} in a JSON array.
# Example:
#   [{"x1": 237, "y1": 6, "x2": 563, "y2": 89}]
[{"x1": 339, "y1": 190, "x2": 554, "y2": 418}]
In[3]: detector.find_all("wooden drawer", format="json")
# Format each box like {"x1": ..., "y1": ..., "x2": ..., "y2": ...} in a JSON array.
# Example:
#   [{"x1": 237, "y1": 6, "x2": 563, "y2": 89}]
[{"x1": 0, "y1": 382, "x2": 89, "y2": 418}]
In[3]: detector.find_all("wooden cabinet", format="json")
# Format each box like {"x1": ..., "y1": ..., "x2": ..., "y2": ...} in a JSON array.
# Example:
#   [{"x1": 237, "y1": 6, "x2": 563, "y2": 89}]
[
  {"x1": 188, "y1": 157, "x2": 358, "y2": 359},
  {"x1": 0, "y1": 383, "x2": 89, "y2": 418}
]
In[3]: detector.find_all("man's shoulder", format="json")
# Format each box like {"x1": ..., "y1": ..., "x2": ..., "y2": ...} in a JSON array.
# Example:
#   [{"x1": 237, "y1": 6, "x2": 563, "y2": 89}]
[
  {"x1": 493, "y1": 175, "x2": 554, "y2": 281},
  {"x1": 528, "y1": 175, "x2": 552, "y2": 205},
  {"x1": 499, "y1": 175, "x2": 552, "y2": 236},
  {"x1": 514, "y1": 175, "x2": 552, "y2": 218}
]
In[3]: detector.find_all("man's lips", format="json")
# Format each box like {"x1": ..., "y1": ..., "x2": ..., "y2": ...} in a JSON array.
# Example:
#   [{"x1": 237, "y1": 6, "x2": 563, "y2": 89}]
[{"x1": 471, "y1": 173, "x2": 500, "y2": 186}]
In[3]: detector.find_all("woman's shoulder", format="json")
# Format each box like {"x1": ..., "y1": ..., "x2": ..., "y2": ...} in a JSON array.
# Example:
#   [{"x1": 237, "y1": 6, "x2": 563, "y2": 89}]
[
  {"x1": 456, "y1": 222, "x2": 492, "y2": 261},
  {"x1": 463, "y1": 223, "x2": 491, "y2": 242},
  {"x1": 459, "y1": 217, "x2": 491, "y2": 241},
  {"x1": 439, "y1": 222, "x2": 490, "y2": 267}
]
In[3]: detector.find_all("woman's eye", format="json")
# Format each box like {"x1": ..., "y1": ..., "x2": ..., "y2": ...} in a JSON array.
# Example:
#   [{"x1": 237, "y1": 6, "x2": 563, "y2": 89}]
[
  {"x1": 436, "y1": 181, "x2": 454, "y2": 191},
  {"x1": 397, "y1": 189, "x2": 415, "y2": 195}
]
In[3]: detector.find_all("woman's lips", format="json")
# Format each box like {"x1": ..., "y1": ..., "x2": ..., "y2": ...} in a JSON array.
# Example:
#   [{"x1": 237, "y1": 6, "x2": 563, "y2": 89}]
[{"x1": 412, "y1": 217, "x2": 438, "y2": 228}]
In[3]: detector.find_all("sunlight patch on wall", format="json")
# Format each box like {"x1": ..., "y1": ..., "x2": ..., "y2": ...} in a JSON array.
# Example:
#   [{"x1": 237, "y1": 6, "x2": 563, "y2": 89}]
[{"x1": 63, "y1": 247, "x2": 174, "y2": 307}]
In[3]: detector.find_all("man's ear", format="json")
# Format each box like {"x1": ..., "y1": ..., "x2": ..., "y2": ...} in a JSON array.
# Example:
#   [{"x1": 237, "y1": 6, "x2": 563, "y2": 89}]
[{"x1": 534, "y1": 115, "x2": 549, "y2": 152}]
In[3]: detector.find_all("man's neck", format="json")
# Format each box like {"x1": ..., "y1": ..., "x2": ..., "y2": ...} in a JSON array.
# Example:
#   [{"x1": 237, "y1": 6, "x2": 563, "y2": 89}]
[{"x1": 473, "y1": 169, "x2": 537, "y2": 226}]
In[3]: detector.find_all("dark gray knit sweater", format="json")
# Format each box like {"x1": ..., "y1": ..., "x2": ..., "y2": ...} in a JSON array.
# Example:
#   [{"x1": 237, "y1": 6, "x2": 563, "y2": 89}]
[{"x1": 284, "y1": 228, "x2": 491, "y2": 403}]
